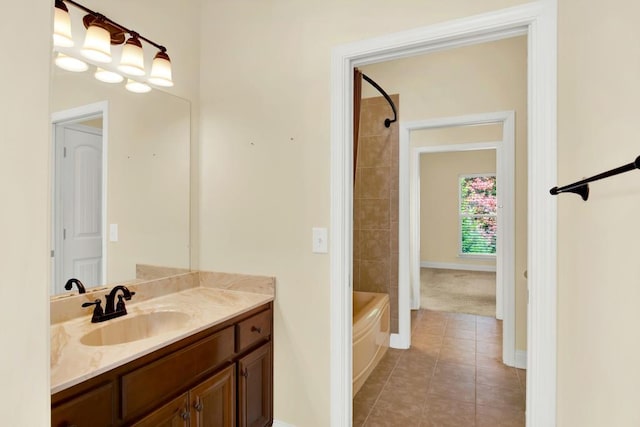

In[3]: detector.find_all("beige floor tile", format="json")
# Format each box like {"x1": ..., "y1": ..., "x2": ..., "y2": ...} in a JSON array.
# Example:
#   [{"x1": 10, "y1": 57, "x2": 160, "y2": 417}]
[
  {"x1": 438, "y1": 345, "x2": 476, "y2": 366},
  {"x1": 476, "y1": 352, "x2": 504, "y2": 369},
  {"x1": 476, "y1": 366, "x2": 521, "y2": 389},
  {"x1": 364, "y1": 406, "x2": 423, "y2": 427},
  {"x1": 427, "y1": 376, "x2": 476, "y2": 403},
  {"x1": 421, "y1": 398, "x2": 475, "y2": 427},
  {"x1": 432, "y1": 362, "x2": 476, "y2": 385},
  {"x1": 444, "y1": 326, "x2": 476, "y2": 340},
  {"x1": 385, "y1": 368, "x2": 431, "y2": 394},
  {"x1": 354, "y1": 307, "x2": 527, "y2": 425},
  {"x1": 442, "y1": 337, "x2": 476, "y2": 352},
  {"x1": 476, "y1": 340, "x2": 502, "y2": 357},
  {"x1": 353, "y1": 400, "x2": 373, "y2": 427},
  {"x1": 476, "y1": 383, "x2": 525, "y2": 411},
  {"x1": 476, "y1": 331, "x2": 502, "y2": 344},
  {"x1": 476, "y1": 404, "x2": 525, "y2": 427},
  {"x1": 354, "y1": 377, "x2": 385, "y2": 408},
  {"x1": 516, "y1": 368, "x2": 527, "y2": 391}
]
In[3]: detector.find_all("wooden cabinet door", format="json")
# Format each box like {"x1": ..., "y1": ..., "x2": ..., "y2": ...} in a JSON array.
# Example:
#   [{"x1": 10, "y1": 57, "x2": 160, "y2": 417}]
[
  {"x1": 190, "y1": 364, "x2": 236, "y2": 427},
  {"x1": 132, "y1": 393, "x2": 189, "y2": 427},
  {"x1": 238, "y1": 342, "x2": 273, "y2": 427},
  {"x1": 51, "y1": 382, "x2": 113, "y2": 427}
]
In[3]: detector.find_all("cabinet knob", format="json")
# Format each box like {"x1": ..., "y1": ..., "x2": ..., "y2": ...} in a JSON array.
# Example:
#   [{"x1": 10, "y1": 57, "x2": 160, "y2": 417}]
[
  {"x1": 194, "y1": 402, "x2": 203, "y2": 412},
  {"x1": 251, "y1": 326, "x2": 262, "y2": 334},
  {"x1": 181, "y1": 411, "x2": 190, "y2": 420},
  {"x1": 240, "y1": 368, "x2": 249, "y2": 378}
]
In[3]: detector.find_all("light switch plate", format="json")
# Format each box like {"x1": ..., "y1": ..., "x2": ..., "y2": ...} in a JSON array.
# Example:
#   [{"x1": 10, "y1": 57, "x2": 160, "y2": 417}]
[
  {"x1": 312, "y1": 227, "x2": 328, "y2": 253},
  {"x1": 109, "y1": 224, "x2": 118, "y2": 242}
]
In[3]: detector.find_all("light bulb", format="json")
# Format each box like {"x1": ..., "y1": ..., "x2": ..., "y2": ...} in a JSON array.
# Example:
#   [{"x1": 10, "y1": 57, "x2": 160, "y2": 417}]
[
  {"x1": 55, "y1": 53, "x2": 89, "y2": 72},
  {"x1": 81, "y1": 23, "x2": 112, "y2": 63},
  {"x1": 53, "y1": 1, "x2": 73, "y2": 47},
  {"x1": 95, "y1": 68, "x2": 124, "y2": 83},
  {"x1": 118, "y1": 36, "x2": 145, "y2": 76},
  {"x1": 148, "y1": 51, "x2": 173, "y2": 87},
  {"x1": 125, "y1": 79, "x2": 151, "y2": 93}
]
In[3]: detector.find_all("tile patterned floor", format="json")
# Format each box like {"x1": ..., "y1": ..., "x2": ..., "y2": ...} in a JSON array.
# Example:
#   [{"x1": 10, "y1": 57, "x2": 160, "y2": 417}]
[{"x1": 353, "y1": 310, "x2": 526, "y2": 427}]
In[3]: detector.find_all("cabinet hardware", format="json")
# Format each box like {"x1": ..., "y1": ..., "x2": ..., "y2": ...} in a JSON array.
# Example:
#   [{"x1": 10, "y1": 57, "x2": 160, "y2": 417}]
[
  {"x1": 240, "y1": 368, "x2": 248, "y2": 378},
  {"x1": 251, "y1": 326, "x2": 262, "y2": 334},
  {"x1": 181, "y1": 410, "x2": 190, "y2": 420},
  {"x1": 194, "y1": 401, "x2": 203, "y2": 412}
]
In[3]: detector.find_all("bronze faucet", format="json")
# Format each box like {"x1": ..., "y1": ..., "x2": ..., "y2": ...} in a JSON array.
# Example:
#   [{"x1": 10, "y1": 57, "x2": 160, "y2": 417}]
[
  {"x1": 82, "y1": 285, "x2": 136, "y2": 323},
  {"x1": 64, "y1": 278, "x2": 86, "y2": 294}
]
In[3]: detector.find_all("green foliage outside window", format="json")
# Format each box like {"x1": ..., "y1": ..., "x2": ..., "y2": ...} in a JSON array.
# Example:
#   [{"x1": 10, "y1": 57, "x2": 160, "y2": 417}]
[{"x1": 460, "y1": 175, "x2": 497, "y2": 255}]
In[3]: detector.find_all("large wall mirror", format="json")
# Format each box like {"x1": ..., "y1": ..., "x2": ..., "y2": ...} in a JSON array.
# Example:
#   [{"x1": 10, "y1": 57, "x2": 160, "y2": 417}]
[{"x1": 50, "y1": 64, "x2": 191, "y2": 295}]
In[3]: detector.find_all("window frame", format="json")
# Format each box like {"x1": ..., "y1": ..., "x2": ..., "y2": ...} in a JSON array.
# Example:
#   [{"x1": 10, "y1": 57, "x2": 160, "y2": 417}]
[{"x1": 458, "y1": 173, "x2": 497, "y2": 258}]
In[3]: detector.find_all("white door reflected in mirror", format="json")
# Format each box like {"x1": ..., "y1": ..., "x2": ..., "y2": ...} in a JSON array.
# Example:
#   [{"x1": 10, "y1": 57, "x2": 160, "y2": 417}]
[{"x1": 52, "y1": 112, "x2": 106, "y2": 294}]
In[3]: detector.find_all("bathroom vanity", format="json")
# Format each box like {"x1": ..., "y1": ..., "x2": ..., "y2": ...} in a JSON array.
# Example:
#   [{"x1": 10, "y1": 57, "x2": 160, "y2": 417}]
[{"x1": 50, "y1": 271, "x2": 274, "y2": 427}]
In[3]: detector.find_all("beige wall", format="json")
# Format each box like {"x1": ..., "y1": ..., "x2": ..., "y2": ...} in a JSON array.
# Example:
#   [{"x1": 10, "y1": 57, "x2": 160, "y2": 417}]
[
  {"x1": 13, "y1": 1, "x2": 640, "y2": 426},
  {"x1": 557, "y1": 0, "x2": 640, "y2": 425},
  {"x1": 197, "y1": 1, "x2": 529, "y2": 425},
  {"x1": 0, "y1": 0, "x2": 200, "y2": 423},
  {"x1": 420, "y1": 150, "x2": 497, "y2": 267},
  {"x1": 361, "y1": 37, "x2": 528, "y2": 351},
  {"x1": 0, "y1": 1, "x2": 52, "y2": 425}
]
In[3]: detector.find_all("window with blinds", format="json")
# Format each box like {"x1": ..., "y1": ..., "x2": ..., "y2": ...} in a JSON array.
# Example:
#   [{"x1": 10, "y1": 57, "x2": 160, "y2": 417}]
[{"x1": 459, "y1": 174, "x2": 497, "y2": 256}]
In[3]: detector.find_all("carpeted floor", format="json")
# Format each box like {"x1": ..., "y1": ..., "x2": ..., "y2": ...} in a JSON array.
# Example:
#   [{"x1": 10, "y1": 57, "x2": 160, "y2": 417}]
[{"x1": 420, "y1": 268, "x2": 496, "y2": 317}]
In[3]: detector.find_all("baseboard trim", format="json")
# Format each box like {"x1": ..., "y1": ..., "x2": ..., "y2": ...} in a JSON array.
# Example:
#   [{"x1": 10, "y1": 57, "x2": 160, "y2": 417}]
[
  {"x1": 515, "y1": 350, "x2": 527, "y2": 369},
  {"x1": 420, "y1": 261, "x2": 497, "y2": 272},
  {"x1": 273, "y1": 420, "x2": 296, "y2": 427},
  {"x1": 390, "y1": 332, "x2": 410, "y2": 349}
]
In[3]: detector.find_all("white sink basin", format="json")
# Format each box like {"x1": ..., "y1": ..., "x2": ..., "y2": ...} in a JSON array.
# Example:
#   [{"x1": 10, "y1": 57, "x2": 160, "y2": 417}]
[{"x1": 80, "y1": 311, "x2": 191, "y2": 346}]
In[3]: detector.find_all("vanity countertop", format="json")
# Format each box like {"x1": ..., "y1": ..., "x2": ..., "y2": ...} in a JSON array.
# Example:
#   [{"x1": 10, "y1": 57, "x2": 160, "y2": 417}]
[{"x1": 51, "y1": 272, "x2": 274, "y2": 394}]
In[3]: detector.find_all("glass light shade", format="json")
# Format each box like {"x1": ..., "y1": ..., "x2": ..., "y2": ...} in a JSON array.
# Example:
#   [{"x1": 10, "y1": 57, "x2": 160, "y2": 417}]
[
  {"x1": 55, "y1": 53, "x2": 89, "y2": 72},
  {"x1": 117, "y1": 37, "x2": 145, "y2": 76},
  {"x1": 125, "y1": 79, "x2": 151, "y2": 93},
  {"x1": 53, "y1": 4, "x2": 73, "y2": 47},
  {"x1": 81, "y1": 24, "x2": 112, "y2": 63},
  {"x1": 95, "y1": 68, "x2": 124, "y2": 83},
  {"x1": 148, "y1": 51, "x2": 173, "y2": 87}
]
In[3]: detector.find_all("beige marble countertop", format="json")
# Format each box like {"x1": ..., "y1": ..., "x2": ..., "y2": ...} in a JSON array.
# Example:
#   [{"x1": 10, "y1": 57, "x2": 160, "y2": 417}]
[{"x1": 51, "y1": 274, "x2": 274, "y2": 394}]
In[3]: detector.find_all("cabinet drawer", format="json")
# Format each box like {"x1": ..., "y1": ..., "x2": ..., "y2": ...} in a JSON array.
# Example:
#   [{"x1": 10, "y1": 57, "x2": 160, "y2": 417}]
[
  {"x1": 52, "y1": 382, "x2": 113, "y2": 427},
  {"x1": 121, "y1": 326, "x2": 234, "y2": 420},
  {"x1": 236, "y1": 309, "x2": 271, "y2": 353}
]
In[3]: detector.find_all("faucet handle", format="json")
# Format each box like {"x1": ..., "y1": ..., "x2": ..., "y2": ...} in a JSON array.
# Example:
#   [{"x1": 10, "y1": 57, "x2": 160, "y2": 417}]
[
  {"x1": 82, "y1": 299, "x2": 104, "y2": 323},
  {"x1": 116, "y1": 294, "x2": 128, "y2": 314}
]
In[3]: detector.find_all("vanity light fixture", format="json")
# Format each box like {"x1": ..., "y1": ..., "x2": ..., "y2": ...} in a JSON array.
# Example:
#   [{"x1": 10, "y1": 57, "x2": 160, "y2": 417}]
[
  {"x1": 148, "y1": 51, "x2": 174, "y2": 87},
  {"x1": 53, "y1": 0, "x2": 73, "y2": 47},
  {"x1": 118, "y1": 34, "x2": 145, "y2": 76},
  {"x1": 55, "y1": 52, "x2": 89, "y2": 72},
  {"x1": 53, "y1": 0, "x2": 174, "y2": 91},
  {"x1": 95, "y1": 68, "x2": 124, "y2": 84},
  {"x1": 125, "y1": 79, "x2": 152, "y2": 94},
  {"x1": 81, "y1": 20, "x2": 112, "y2": 63}
]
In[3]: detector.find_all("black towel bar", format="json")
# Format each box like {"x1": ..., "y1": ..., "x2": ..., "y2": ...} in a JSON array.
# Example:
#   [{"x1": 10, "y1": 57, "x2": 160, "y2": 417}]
[{"x1": 550, "y1": 155, "x2": 640, "y2": 201}]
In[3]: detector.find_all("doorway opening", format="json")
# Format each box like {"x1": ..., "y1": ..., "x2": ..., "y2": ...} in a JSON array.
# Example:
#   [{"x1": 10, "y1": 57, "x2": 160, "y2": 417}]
[
  {"x1": 330, "y1": 3, "x2": 557, "y2": 426},
  {"x1": 406, "y1": 112, "x2": 518, "y2": 367},
  {"x1": 51, "y1": 102, "x2": 108, "y2": 295}
]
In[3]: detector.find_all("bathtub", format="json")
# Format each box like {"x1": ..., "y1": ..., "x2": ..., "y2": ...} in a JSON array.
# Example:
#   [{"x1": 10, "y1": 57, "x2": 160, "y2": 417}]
[{"x1": 353, "y1": 291, "x2": 390, "y2": 396}]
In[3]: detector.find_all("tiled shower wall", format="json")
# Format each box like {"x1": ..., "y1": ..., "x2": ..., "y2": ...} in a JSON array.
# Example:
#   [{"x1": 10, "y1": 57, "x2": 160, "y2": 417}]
[{"x1": 353, "y1": 95, "x2": 399, "y2": 333}]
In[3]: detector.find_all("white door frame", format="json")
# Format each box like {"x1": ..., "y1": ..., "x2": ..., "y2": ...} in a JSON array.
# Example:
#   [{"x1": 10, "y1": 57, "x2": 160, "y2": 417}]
[
  {"x1": 51, "y1": 101, "x2": 109, "y2": 294},
  {"x1": 330, "y1": 2, "x2": 557, "y2": 426},
  {"x1": 405, "y1": 111, "x2": 516, "y2": 367}
]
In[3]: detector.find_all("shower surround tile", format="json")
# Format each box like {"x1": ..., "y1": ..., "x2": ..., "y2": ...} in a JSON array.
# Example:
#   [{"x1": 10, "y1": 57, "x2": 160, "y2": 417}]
[{"x1": 354, "y1": 94, "x2": 400, "y2": 333}]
